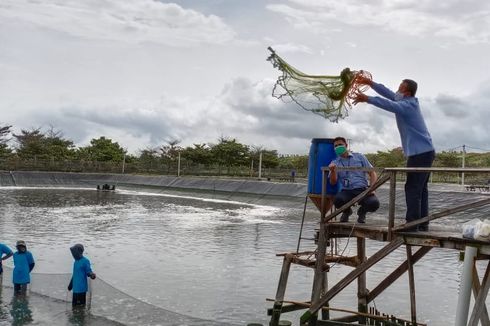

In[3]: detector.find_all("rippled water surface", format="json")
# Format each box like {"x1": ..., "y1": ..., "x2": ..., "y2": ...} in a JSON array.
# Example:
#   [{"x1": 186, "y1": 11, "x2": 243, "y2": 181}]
[{"x1": 0, "y1": 186, "x2": 488, "y2": 325}]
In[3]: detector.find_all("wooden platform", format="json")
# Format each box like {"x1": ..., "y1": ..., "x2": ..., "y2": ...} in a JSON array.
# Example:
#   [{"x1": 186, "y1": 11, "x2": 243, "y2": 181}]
[{"x1": 327, "y1": 221, "x2": 490, "y2": 255}]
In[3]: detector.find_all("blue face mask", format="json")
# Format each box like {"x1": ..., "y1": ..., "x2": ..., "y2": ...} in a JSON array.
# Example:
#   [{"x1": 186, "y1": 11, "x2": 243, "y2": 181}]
[
  {"x1": 394, "y1": 92, "x2": 404, "y2": 101},
  {"x1": 335, "y1": 145, "x2": 347, "y2": 156}
]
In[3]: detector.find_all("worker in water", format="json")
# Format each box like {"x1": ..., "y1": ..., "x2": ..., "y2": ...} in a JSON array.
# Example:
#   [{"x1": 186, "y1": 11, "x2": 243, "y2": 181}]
[
  {"x1": 68, "y1": 244, "x2": 96, "y2": 307},
  {"x1": 0, "y1": 242, "x2": 13, "y2": 286},
  {"x1": 12, "y1": 240, "x2": 35, "y2": 294}
]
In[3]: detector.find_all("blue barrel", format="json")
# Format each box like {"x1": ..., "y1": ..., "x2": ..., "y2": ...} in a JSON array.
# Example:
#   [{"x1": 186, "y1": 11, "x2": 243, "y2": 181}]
[{"x1": 307, "y1": 138, "x2": 339, "y2": 196}]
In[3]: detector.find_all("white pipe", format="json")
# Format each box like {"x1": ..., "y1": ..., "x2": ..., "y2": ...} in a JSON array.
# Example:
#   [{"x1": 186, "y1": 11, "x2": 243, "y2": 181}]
[
  {"x1": 461, "y1": 145, "x2": 466, "y2": 186},
  {"x1": 258, "y1": 152, "x2": 263, "y2": 179},
  {"x1": 455, "y1": 245, "x2": 477, "y2": 326},
  {"x1": 177, "y1": 152, "x2": 181, "y2": 177}
]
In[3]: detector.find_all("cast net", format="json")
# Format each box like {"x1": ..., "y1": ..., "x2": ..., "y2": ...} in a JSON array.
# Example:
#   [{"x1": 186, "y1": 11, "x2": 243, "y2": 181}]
[
  {"x1": 1, "y1": 266, "x2": 236, "y2": 326},
  {"x1": 267, "y1": 47, "x2": 372, "y2": 122}
]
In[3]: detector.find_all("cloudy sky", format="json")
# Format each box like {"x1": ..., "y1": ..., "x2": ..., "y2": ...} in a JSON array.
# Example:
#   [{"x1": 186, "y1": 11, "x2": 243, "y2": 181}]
[{"x1": 1, "y1": 0, "x2": 489, "y2": 155}]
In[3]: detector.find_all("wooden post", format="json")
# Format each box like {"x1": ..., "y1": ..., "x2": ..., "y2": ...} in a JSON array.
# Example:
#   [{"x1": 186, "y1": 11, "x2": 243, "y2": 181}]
[
  {"x1": 270, "y1": 254, "x2": 293, "y2": 326},
  {"x1": 406, "y1": 245, "x2": 417, "y2": 325},
  {"x1": 301, "y1": 238, "x2": 404, "y2": 324},
  {"x1": 468, "y1": 260, "x2": 490, "y2": 326},
  {"x1": 471, "y1": 265, "x2": 490, "y2": 326},
  {"x1": 388, "y1": 171, "x2": 396, "y2": 240},
  {"x1": 367, "y1": 246, "x2": 431, "y2": 303},
  {"x1": 321, "y1": 267, "x2": 330, "y2": 321},
  {"x1": 308, "y1": 168, "x2": 330, "y2": 326},
  {"x1": 357, "y1": 237, "x2": 367, "y2": 325}
]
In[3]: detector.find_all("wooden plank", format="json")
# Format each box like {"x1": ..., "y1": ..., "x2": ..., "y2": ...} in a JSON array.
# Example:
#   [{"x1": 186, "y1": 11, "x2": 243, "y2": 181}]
[
  {"x1": 388, "y1": 172, "x2": 396, "y2": 241},
  {"x1": 357, "y1": 237, "x2": 367, "y2": 325},
  {"x1": 269, "y1": 255, "x2": 293, "y2": 326},
  {"x1": 300, "y1": 238, "x2": 404, "y2": 324},
  {"x1": 394, "y1": 197, "x2": 490, "y2": 231},
  {"x1": 385, "y1": 167, "x2": 490, "y2": 173},
  {"x1": 468, "y1": 261, "x2": 490, "y2": 326},
  {"x1": 406, "y1": 245, "x2": 417, "y2": 325},
  {"x1": 472, "y1": 265, "x2": 490, "y2": 326},
  {"x1": 309, "y1": 171, "x2": 331, "y2": 325},
  {"x1": 368, "y1": 246, "x2": 431, "y2": 302}
]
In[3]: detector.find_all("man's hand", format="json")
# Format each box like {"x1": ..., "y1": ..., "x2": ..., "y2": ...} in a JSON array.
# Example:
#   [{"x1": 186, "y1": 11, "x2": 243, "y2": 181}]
[
  {"x1": 353, "y1": 92, "x2": 368, "y2": 105},
  {"x1": 89, "y1": 273, "x2": 96, "y2": 280},
  {"x1": 328, "y1": 162, "x2": 336, "y2": 172}
]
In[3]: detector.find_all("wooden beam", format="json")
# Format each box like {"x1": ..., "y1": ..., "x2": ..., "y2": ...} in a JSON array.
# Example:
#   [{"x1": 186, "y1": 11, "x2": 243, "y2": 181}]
[
  {"x1": 357, "y1": 237, "x2": 367, "y2": 325},
  {"x1": 368, "y1": 246, "x2": 431, "y2": 302},
  {"x1": 468, "y1": 261, "x2": 490, "y2": 326},
  {"x1": 406, "y1": 245, "x2": 417, "y2": 325},
  {"x1": 472, "y1": 264, "x2": 490, "y2": 326},
  {"x1": 300, "y1": 238, "x2": 404, "y2": 324},
  {"x1": 394, "y1": 197, "x2": 490, "y2": 231},
  {"x1": 269, "y1": 254, "x2": 293, "y2": 326},
  {"x1": 388, "y1": 171, "x2": 396, "y2": 240}
]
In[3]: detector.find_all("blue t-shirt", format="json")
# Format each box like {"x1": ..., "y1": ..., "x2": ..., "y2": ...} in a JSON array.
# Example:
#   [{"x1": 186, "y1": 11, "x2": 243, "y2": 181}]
[
  {"x1": 72, "y1": 257, "x2": 93, "y2": 293},
  {"x1": 13, "y1": 251, "x2": 34, "y2": 284},
  {"x1": 332, "y1": 152, "x2": 372, "y2": 190}
]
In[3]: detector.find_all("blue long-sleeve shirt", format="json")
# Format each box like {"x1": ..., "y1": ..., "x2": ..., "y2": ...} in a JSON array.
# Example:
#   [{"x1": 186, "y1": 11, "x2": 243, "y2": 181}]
[
  {"x1": 367, "y1": 82, "x2": 434, "y2": 157},
  {"x1": 72, "y1": 256, "x2": 93, "y2": 293}
]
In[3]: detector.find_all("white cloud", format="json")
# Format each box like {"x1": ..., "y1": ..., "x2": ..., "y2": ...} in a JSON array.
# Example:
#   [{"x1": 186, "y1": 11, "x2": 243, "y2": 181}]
[
  {"x1": 0, "y1": 0, "x2": 236, "y2": 46},
  {"x1": 269, "y1": 42, "x2": 313, "y2": 54},
  {"x1": 267, "y1": 0, "x2": 490, "y2": 43}
]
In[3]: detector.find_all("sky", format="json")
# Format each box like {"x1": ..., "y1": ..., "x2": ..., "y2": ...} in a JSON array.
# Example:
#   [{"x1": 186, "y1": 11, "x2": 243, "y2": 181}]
[{"x1": 1, "y1": 0, "x2": 489, "y2": 155}]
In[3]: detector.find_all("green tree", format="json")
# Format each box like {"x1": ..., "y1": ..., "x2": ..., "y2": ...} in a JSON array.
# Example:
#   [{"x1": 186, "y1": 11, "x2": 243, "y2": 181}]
[
  {"x1": 13, "y1": 128, "x2": 46, "y2": 159},
  {"x1": 250, "y1": 146, "x2": 279, "y2": 168},
  {"x1": 0, "y1": 124, "x2": 13, "y2": 158},
  {"x1": 434, "y1": 151, "x2": 460, "y2": 167},
  {"x1": 78, "y1": 136, "x2": 125, "y2": 162},
  {"x1": 210, "y1": 137, "x2": 250, "y2": 168},
  {"x1": 13, "y1": 127, "x2": 75, "y2": 160},
  {"x1": 291, "y1": 155, "x2": 309, "y2": 170},
  {"x1": 365, "y1": 147, "x2": 405, "y2": 168},
  {"x1": 181, "y1": 143, "x2": 212, "y2": 165},
  {"x1": 159, "y1": 139, "x2": 182, "y2": 163}
]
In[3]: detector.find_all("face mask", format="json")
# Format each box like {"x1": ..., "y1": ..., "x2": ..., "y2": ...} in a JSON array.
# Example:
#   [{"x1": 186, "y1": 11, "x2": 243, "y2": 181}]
[
  {"x1": 335, "y1": 145, "x2": 347, "y2": 156},
  {"x1": 394, "y1": 92, "x2": 404, "y2": 101}
]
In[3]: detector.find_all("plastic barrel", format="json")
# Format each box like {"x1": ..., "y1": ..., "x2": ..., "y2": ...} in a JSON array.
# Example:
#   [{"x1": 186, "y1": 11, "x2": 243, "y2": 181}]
[{"x1": 307, "y1": 138, "x2": 339, "y2": 212}]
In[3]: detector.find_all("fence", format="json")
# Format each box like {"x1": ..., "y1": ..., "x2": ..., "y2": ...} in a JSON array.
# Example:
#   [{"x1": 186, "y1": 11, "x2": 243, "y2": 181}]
[{"x1": 0, "y1": 158, "x2": 307, "y2": 181}]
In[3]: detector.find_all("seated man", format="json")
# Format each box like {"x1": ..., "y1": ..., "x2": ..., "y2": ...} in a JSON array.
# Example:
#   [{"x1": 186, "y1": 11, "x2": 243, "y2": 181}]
[{"x1": 328, "y1": 137, "x2": 380, "y2": 223}]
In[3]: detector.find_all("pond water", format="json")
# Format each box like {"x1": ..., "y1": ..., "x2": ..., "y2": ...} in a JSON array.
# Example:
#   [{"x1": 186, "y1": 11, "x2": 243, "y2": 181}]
[{"x1": 0, "y1": 186, "x2": 488, "y2": 326}]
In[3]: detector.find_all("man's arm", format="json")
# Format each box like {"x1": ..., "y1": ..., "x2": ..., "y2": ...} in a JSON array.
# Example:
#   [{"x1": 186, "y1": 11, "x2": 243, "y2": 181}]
[
  {"x1": 1, "y1": 252, "x2": 13, "y2": 261},
  {"x1": 368, "y1": 170, "x2": 377, "y2": 188},
  {"x1": 355, "y1": 78, "x2": 396, "y2": 100},
  {"x1": 370, "y1": 82, "x2": 396, "y2": 100}
]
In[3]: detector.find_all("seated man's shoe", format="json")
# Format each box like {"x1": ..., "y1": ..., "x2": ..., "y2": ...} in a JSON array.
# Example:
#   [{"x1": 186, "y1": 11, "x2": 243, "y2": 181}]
[
  {"x1": 418, "y1": 224, "x2": 429, "y2": 232},
  {"x1": 357, "y1": 208, "x2": 366, "y2": 224},
  {"x1": 357, "y1": 212, "x2": 366, "y2": 224},
  {"x1": 339, "y1": 208, "x2": 352, "y2": 222}
]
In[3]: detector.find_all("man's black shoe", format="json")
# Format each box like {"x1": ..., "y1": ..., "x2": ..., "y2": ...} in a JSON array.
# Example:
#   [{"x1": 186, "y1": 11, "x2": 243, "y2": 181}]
[
  {"x1": 339, "y1": 208, "x2": 352, "y2": 222},
  {"x1": 418, "y1": 224, "x2": 429, "y2": 232},
  {"x1": 357, "y1": 208, "x2": 366, "y2": 224},
  {"x1": 357, "y1": 213, "x2": 366, "y2": 224}
]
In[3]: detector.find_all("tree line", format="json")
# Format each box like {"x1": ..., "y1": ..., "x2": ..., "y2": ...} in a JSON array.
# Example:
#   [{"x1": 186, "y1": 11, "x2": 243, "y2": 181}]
[{"x1": 0, "y1": 124, "x2": 488, "y2": 176}]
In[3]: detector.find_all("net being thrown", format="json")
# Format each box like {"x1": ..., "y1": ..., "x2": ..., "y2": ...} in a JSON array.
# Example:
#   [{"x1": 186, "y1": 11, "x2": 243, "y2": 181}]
[{"x1": 267, "y1": 47, "x2": 372, "y2": 122}]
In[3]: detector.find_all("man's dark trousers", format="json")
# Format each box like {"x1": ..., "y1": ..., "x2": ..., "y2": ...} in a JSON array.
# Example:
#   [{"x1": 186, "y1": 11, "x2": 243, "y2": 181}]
[
  {"x1": 405, "y1": 150, "x2": 435, "y2": 230},
  {"x1": 334, "y1": 188, "x2": 380, "y2": 220}
]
